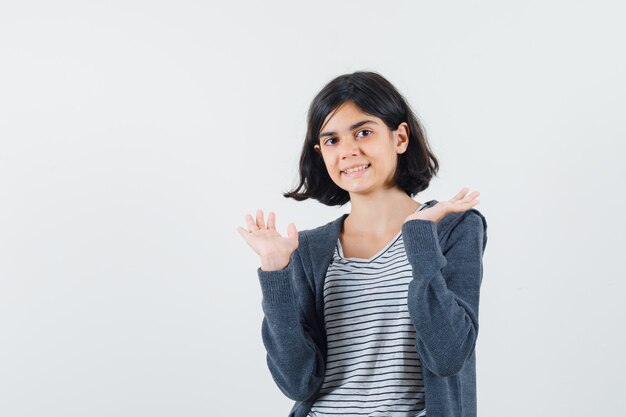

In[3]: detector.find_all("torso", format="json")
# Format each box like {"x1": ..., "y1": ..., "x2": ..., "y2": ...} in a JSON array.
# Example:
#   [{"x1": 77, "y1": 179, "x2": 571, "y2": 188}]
[{"x1": 309, "y1": 207, "x2": 430, "y2": 416}]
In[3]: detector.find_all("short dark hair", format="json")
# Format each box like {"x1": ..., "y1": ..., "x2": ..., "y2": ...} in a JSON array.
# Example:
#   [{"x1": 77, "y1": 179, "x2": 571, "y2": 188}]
[{"x1": 283, "y1": 71, "x2": 439, "y2": 207}]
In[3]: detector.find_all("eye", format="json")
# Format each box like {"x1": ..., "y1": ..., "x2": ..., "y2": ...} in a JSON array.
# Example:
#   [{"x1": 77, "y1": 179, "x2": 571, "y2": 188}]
[
  {"x1": 357, "y1": 129, "x2": 372, "y2": 138},
  {"x1": 324, "y1": 138, "x2": 338, "y2": 145}
]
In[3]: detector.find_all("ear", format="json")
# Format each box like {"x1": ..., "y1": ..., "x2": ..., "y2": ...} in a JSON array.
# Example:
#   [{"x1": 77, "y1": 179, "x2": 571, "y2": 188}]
[
  {"x1": 313, "y1": 144, "x2": 321, "y2": 154},
  {"x1": 394, "y1": 122, "x2": 410, "y2": 154}
]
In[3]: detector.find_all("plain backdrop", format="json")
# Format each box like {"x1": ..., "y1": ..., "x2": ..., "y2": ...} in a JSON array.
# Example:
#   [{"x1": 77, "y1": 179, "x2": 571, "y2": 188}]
[{"x1": 1, "y1": 1, "x2": 625, "y2": 416}]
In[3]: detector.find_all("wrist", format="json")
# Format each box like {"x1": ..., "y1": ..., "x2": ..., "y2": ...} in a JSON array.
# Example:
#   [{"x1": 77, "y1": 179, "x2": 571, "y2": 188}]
[{"x1": 260, "y1": 254, "x2": 290, "y2": 271}]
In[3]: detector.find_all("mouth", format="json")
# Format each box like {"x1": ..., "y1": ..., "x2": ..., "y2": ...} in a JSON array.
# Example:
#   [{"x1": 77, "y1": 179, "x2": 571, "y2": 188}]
[{"x1": 341, "y1": 163, "x2": 371, "y2": 176}]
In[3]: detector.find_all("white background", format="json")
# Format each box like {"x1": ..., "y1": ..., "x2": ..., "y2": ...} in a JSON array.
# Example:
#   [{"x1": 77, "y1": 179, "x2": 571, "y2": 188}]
[{"x1": 1, "y1": 1, "x2": 624, "y2": 416}]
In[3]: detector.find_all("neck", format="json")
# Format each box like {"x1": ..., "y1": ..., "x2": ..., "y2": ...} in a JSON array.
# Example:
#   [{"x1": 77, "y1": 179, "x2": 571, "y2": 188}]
[{"x1": 344, "y1": 187, "x2": 422, "y2": 236}]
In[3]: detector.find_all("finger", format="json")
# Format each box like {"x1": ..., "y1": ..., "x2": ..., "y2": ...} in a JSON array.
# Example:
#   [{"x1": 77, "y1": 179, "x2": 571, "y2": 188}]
[
  {"x1": 287, "y1": 222, "x2": 298, "y2": 245},
  {"x1": 463, "y1": 190, "x2": 480, "y2": 202},
  {"x1": 256, "y1": 209, "x2": 266, "y2": 229},
  {"x1": 246, "y1": 214, "x2": 259, "y2": 231},
  {"x1": 451, "y1": 187, "x2": 469, "y2": 202},
  {"x1": 461, "y1": 193, "x2": 480, "y2": 209},
  {"x1": 236, "y1": 226, "x2": 249, "y2": 238},
  {"x1": 267, "y1": 211, "x2": 276, "y2": 230}
]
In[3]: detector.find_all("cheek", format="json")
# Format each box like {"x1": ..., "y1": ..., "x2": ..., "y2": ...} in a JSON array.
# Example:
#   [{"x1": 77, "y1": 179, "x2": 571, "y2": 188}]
[
  {"x1": 321, "y1": 159, "x2": 337, "y2": 176},
  {"x1": 321, "y1": 155, "x2": 337, "y2": 171}
]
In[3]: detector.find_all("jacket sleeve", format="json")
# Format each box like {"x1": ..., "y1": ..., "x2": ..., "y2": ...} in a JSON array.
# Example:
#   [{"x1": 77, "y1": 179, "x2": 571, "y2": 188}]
[
  {"x1": 401, "y1": 211, "x2": 487, "y2": 377},
  {"x1": 256, "y1": 239, "x2": 326, "y2": 401}
]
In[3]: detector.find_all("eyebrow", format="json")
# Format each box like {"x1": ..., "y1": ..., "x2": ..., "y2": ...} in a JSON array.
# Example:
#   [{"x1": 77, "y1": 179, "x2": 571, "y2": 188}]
[{"x1": 319, "y1": 119, "x2": 378, "y2": 139}]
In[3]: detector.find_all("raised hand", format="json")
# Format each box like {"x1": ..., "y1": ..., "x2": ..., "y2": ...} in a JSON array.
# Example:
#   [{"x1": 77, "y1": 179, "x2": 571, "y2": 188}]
[
  {"x1": 404, "y1": 187, "x2": 480, "y2": 225},
  {"x1": 237, "y1": 209, "x2": 299, "y2": 271}
]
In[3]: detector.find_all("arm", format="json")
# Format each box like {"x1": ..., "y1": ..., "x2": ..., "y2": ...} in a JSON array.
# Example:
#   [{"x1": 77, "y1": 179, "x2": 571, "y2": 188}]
[
  {"x1": 401, "y1": 211, "x2": 487, "y2": 377},
  {"x1": 257, "y1": 239, "x2": 326, "y2": 401}
]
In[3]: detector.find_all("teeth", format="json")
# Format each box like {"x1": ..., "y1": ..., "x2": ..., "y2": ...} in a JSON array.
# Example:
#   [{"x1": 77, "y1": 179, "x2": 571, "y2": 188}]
[{"x1": 343, "y1": 164, "x2": 369, "y2": 174}]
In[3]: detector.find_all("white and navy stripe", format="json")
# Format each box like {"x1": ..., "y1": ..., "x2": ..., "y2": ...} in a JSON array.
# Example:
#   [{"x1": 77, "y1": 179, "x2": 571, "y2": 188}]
[{"x1": 308, "y1": 203, "x2": 428, "y2": 417}]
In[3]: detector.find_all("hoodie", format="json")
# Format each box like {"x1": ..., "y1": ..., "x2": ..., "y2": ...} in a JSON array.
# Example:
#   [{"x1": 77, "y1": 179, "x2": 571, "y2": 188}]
[{"x1": 256, "y1": 199, "x2": 488, "y2": 417}]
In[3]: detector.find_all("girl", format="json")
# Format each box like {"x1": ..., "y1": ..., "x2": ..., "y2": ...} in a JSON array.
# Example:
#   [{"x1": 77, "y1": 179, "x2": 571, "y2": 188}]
[{"x1": 237, "y1": 71, "x2": 488, "y2": 417}]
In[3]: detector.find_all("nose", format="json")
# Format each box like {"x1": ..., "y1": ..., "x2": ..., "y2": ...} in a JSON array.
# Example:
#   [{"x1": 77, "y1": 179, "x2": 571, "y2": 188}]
[{"x1": 339, "y1": 136, "x2": 360, "y2": 158}]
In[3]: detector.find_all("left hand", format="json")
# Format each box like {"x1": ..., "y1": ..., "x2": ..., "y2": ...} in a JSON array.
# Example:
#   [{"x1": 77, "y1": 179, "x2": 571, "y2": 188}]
[{"x1": 404, "y1": 187, "x2": 480, "y2": 225}]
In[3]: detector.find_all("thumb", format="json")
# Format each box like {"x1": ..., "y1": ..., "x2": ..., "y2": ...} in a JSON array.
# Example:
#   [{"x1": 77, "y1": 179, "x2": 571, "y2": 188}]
[{"x1": 287, "y1": 222, "x2": 298, "y2": 245}]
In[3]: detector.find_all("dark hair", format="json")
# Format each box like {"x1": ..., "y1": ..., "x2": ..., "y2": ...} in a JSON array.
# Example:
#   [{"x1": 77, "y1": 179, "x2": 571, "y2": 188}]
[{"x1": 283, "y1": 71, "x2": 439, "y2": 207}]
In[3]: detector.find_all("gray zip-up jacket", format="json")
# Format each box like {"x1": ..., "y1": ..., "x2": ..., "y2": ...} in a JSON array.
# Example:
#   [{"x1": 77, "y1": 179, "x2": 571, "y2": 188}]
[{"x1": 256, "y1": 199, "x2": 488, "y2": 417}]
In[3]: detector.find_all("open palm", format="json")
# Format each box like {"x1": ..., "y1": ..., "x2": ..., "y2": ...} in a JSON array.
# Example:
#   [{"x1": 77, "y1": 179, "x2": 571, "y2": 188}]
[
  {"x1": 237, "y1": 210, "x2": 299, "y2": 271},
  {"x1": 404, "y1": 187, "x2": 481, "y2": 225}
]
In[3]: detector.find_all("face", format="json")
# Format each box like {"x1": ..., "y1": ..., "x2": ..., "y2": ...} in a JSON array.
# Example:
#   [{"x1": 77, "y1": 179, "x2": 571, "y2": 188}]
[{"x1": 314, "y1": 100, "x2": 410, "y2": 196}]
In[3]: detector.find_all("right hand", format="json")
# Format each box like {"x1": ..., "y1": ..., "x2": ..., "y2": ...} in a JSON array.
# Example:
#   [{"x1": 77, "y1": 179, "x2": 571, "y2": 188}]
[{"x1": 237, "y1": 209, "x2": 299, "y2": 271}]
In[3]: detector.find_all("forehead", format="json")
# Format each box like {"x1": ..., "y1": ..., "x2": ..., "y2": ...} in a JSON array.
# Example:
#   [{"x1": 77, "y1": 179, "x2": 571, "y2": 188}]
[{"x1": 321, "y1": 101, "x2": 379, "y2": 130}]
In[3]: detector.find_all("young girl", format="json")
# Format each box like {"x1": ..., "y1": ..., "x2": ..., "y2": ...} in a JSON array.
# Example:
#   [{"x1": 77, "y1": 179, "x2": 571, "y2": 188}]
[{"x1": 237, "y1": 71, "x2": 488, "y2": 417}]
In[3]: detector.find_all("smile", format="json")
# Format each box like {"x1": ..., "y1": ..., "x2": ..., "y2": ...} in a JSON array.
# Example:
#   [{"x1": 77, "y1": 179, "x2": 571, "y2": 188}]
[{"x1": 341, "y1": 163, "x2": 371, "y2": 176}]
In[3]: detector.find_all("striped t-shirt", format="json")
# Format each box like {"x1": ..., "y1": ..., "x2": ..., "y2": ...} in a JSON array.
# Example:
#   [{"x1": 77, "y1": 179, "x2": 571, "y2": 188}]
[{"x1": 308, "y1": 203, "x2": 428, "y2": 417}]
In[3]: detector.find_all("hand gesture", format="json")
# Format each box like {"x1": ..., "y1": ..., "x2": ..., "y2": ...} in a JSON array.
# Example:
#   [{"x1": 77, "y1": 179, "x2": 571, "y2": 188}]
[
  {"x1": 237, "y1": 210, "x2": 299, "y2": 271},
  {"x1": 404, "y1": 187, "x2": 480, "y2": 225}
]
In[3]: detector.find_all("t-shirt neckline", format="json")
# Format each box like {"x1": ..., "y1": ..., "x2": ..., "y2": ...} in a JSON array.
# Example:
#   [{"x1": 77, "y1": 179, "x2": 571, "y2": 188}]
[{"x1": 336, "y1": 202, "x2": 428, "y2": 262}]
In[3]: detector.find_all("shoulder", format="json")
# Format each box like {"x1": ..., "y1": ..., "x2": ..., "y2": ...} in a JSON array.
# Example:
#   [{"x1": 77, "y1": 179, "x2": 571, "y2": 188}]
[
  {"x1": 421, "y1": 199, "x2": 486, "y2": 234},
  {"x1": 296, "y1": 213, "x2": 347, "y2": 244},
  {"x1": 288, "y1": 214, "x2": 346, "y2": 280},
  {"x1": 438, "y1": 208, "x2": 488, "y2": 252},
  {"x1": 444, "y1": 208, "x2": 487, "y2": 231}
]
